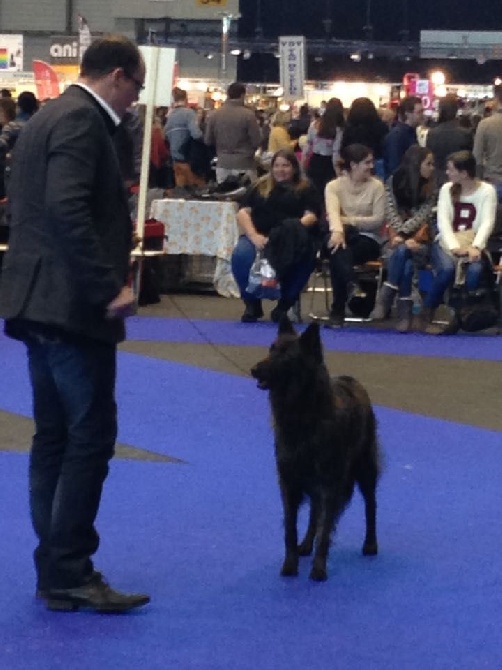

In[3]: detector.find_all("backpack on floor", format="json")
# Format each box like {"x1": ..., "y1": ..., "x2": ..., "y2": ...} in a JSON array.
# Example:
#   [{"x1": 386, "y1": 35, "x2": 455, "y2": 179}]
[{"x1": 458, "y1": 288, "x2": 498, "y2": 332}]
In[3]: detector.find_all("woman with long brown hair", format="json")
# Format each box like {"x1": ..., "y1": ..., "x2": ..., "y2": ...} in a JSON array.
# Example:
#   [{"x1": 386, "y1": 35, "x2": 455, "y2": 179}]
[
  {"x1": 302, "y1": 97, "x2": 345, "y2": 197},
  {"x1": 231, "y1": 149, "x2": 321, "y2": 323},
  {"x1": 373, "y1": 145, "x2": 436, "y2": 332},
  {"x1": 341, "y1": 97, "x2": 388, "y2": 180}
]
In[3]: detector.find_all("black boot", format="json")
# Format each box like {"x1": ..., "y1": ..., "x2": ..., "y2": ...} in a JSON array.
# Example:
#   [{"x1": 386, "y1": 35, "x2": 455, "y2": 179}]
[
  {"x1": 241, "y1": 300, "x2": 263, "y2": 323},
  {"x1": 327, "y1": 304, "x2": 345, "y2": 328},
  {"x1": 270, "y1": 298, "x2": 294, "y2": 323}
]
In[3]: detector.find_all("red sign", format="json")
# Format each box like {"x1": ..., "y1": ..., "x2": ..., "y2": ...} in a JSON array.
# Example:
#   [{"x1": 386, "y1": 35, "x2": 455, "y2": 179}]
[
  {"x1": 32, "y1": 60, "x2": 60, "y2": 100},
  {"x1": 403, "y1": 73, "x2": 434, "y2": 109}
]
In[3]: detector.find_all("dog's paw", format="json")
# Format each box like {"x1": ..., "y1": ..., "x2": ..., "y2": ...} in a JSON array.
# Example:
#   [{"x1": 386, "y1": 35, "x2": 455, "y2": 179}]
[
  {"x1": 280, "y1": 558, "x2": 299, "y2": 577},
  {"x1": 309, "y1": 565, "x2": 328, "y2": 582},
  {"x1": 297, "y1": 541, "x2": 314, "y2": 556},
  {"x1": 362, "y1": 541, "x2": 378, "y2": 556}
]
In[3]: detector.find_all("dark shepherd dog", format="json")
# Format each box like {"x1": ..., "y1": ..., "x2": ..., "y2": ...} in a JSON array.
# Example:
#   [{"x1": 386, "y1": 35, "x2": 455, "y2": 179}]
[{"x1": 251, "y1": 317, "x2": 381, "y2": 581}]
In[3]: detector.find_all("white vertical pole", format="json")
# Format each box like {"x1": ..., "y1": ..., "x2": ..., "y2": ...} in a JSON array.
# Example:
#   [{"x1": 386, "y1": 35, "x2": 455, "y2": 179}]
[{"x1": 136, "y1": 46, "x2": 160, "y2": 247}]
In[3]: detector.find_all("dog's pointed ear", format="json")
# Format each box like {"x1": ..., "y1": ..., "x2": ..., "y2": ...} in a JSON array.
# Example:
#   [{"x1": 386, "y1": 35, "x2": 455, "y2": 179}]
[
  {"x1": 299, "y1": 323, "x2": 323, "y2": 362},
  {"x1": 278, "y1": 314, "x2": 295, "y2": 335}
]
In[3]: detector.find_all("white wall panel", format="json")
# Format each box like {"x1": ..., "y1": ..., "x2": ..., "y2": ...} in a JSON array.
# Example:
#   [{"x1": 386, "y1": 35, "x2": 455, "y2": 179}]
[
  {"x1": 0, "y1": 0, "x2": 240, "y2": 32},
  {"x1": 0, "y1": 0, "x2": 67, "y2": 31},
  {"x1": 112, "y1": 0, "x2": 239, "y2": 20}
]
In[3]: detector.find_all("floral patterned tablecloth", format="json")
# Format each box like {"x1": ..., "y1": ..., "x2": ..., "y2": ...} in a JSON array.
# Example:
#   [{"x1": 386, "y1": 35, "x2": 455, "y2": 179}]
[{"x1": 150, "y1": 198, "x2": 240, "y2": 297}]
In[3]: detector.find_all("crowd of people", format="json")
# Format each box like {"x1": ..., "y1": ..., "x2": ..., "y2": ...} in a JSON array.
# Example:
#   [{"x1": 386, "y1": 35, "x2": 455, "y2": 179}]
[
  {"x1": 0, "y1": 73, "x2": 500, "y2": 337},
  {"x1": 219, "y1": 89, "x2": 500, "y2": 333}
]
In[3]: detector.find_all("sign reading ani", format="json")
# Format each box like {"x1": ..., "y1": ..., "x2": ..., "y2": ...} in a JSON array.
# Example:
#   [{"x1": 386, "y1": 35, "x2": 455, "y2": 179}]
[{"x1": 50, "y1": 37, "x2": 79, "y2": 64}]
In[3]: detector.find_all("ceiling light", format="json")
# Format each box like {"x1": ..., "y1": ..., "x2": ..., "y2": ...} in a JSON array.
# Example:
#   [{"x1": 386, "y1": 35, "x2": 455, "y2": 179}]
[
  {"x1": 350, "y1": 52, "x2": 361, "y2": 62},
  {"x1": 430, "y1": 70, "x2": 445, "y2": 86},
  {"x1": 230, "y1": 49, "x2": 241, "y2": 56},
  {"x1": 243, "y1": 49, "x2": 251, "y2": 60}
]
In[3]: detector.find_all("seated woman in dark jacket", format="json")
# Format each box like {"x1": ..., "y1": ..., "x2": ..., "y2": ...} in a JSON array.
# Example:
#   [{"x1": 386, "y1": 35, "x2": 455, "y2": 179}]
[{"x1": 231, "y1": 149, "x2": 322, "y2": 323}]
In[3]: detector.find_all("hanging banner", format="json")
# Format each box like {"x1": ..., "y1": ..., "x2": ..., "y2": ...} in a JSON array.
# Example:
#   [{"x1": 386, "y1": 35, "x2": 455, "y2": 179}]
[
  {"x1": 0, "y1": 34, "x2": 23, "y2": 71},
  {"x1": 279, "y1": 36, "x2": 306, "y2": 101},
  {"x1": 138, "y1": 46, "x2": 177, "y2": 107},
  {"x1": 78, "y1": 14, "x2": 92, "y2": 63},
  {"x1": 32, "y1": 60, "x2": 60, "y2": 100}
]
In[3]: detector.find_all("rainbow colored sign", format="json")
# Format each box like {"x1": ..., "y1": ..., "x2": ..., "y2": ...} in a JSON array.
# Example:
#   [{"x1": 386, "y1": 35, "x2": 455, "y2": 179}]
[
  {"x1": 0, "y1": 35, "x2": 23, "y2": 70},
  {"x1": 0, "y1": 48, "x2": 8, "y2": 69}
]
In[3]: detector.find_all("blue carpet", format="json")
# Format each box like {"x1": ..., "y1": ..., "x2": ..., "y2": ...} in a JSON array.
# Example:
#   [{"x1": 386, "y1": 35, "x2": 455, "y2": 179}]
[
  {"x1": 124, "y1": 316, "x2": 502, "y2": 361},
  {"x1": 0, "y1": 344, "x2": 501, "y2": 669}
]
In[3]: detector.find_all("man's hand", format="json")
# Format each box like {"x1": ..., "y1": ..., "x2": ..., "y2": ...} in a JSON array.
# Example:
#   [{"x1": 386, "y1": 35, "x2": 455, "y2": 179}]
[
  {"x1": 451, "y1": 247, "x2": 468, "y2": 257},
  {"x1": 106, "y1": 286, "x2": 136, "y2": 320}
]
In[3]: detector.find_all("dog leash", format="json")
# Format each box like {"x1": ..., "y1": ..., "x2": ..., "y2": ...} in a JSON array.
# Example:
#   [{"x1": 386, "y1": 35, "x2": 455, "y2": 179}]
[{"x1": 160, "y1": 294, "x2": 255, "y2": 378}]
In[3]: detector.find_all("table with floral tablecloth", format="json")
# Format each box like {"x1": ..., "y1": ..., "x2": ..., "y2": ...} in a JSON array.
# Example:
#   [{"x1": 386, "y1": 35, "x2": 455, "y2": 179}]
[{"x1": 149, "y1": 198, "x2": 240, "y2": 297}]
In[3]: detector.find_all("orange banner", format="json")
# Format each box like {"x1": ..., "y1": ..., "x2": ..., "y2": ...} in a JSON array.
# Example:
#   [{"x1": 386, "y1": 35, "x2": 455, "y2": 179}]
[{"x1": 32, "y1": 60, "x2": 60, "y2": 100}]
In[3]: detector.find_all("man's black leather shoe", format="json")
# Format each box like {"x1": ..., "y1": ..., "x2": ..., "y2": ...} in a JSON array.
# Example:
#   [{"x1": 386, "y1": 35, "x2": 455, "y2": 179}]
[{"x1": 45, "y1": 572, "x2": 150, "y2": 613}]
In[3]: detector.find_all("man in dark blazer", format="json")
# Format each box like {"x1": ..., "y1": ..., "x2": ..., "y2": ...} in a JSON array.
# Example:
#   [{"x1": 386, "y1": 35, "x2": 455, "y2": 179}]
[
  {"x1": 426, "y1": 94, "x2": 473, "y2": 187},
  {"x1": 0, "y1": 35, "x2": 150, "y2": 613}
]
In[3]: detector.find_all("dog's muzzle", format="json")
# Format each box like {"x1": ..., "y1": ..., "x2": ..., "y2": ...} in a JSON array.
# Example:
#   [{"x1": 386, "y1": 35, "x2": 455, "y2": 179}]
[{"x1": 250, "y1": 364, "x2": 269, "y2": 390}]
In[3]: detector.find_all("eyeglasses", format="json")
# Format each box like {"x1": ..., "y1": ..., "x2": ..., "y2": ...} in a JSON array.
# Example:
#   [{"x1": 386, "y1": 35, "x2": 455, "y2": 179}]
[{"x1": 125, "y1": 74, "x2": 145, "y2": 93}]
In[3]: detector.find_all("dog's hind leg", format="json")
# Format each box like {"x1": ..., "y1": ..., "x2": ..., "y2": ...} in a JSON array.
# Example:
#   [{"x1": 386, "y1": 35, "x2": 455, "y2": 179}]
[
  {"x1": 298, "y1": 498, "x2": 318, "y2": 556},
  {"x1": 279, "y1": 481, "x2": 302, "y2": 577},
  {"x1": 357, "y1": 467, "x2": 378, "y2": 556}
]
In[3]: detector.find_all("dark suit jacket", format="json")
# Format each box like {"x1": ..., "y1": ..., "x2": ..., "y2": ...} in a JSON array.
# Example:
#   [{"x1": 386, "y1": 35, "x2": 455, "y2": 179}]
[
  {"x1": 0, "y1": 85, "x2": 132, "y2": 343},
  {"x1": 383, "y1": 122, "x2": 418, "y2": 179},
  {"x1": 426, "y1": 120, "x2": 473, "y2": 186}
]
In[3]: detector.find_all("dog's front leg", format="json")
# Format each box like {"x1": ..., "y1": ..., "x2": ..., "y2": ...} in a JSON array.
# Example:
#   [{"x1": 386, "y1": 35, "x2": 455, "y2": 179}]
[
  {"x1": 279, "y1": 480, "x2": 300, "y2": 577},
  {"x1": 298, "y1": 497, "x2": 318, "y2": 556},
  {"x1": 310, "y1": 495, "x2": 341, "y2": 582}
]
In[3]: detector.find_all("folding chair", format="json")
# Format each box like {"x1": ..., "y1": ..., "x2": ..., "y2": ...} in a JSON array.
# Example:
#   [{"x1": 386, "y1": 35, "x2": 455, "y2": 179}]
[{"x1": 307, "y1": 256, "x2": 384, "y2": 323}]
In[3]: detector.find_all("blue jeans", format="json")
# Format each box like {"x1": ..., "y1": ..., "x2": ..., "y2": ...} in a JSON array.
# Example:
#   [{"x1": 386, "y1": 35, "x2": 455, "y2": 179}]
[
  {"x1": 231, "y1": 235, "x2": 315, "y2": 307},
  {"x1": 386, "y1": 244, "x2": 414, "y2": 297},
  {"x1": 424, "y1": 243, "x2": 484, "y2": 309},
  {"x1": 25, "y1": 330, "x2": 117, "y2": 590}
]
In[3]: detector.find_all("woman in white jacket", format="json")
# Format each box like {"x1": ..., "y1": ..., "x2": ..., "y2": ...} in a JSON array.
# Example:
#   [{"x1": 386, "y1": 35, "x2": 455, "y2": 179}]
[{"x1": 420, "y1": 150, "x2": 496, "y2": 333}]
